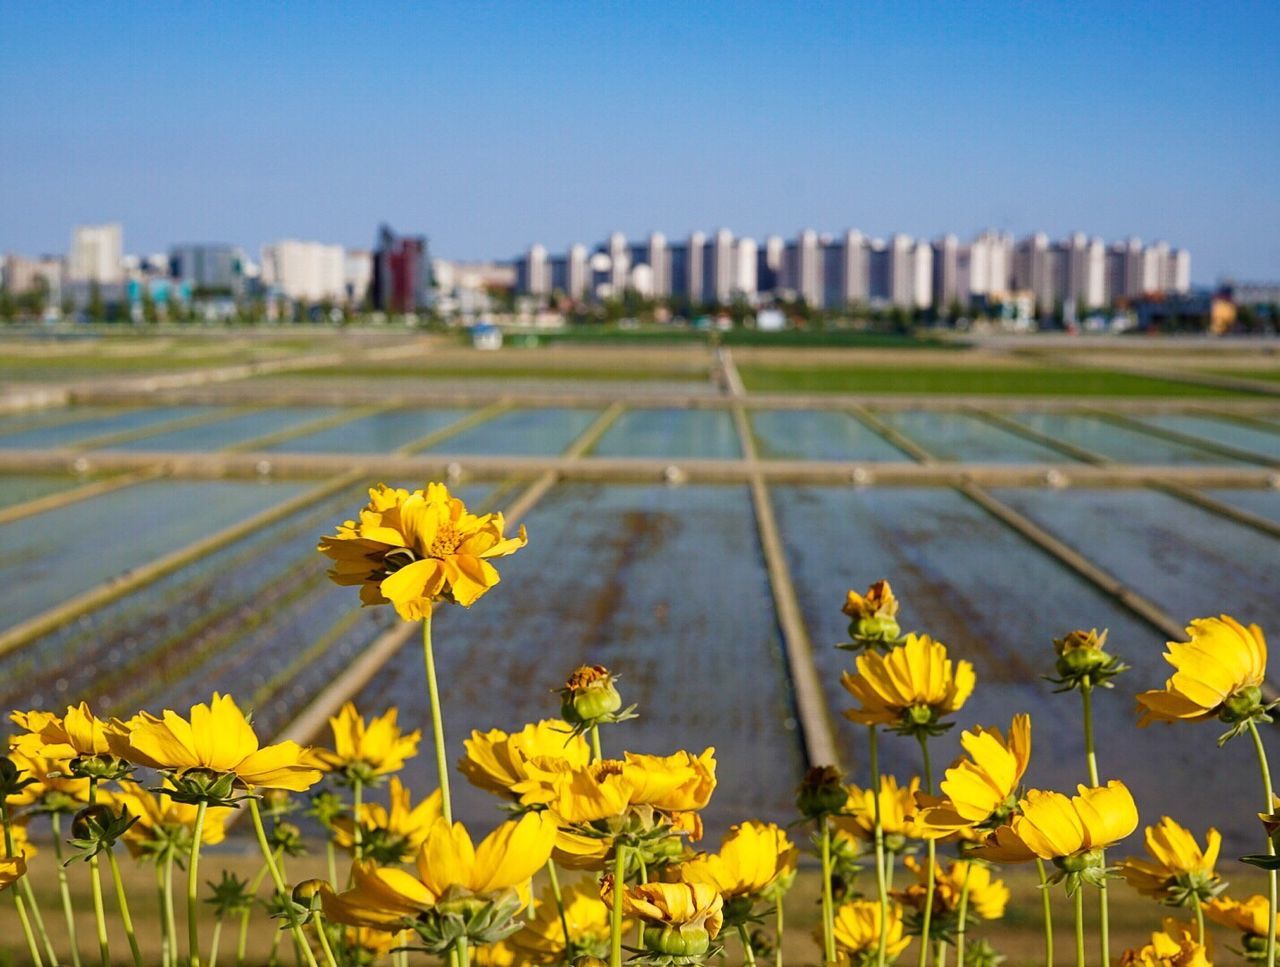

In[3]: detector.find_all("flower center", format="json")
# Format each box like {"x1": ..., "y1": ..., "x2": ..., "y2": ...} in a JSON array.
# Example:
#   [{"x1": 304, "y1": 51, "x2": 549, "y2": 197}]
[{"x1": 427, "y1": 522, "x2": 463, "y2": 558}]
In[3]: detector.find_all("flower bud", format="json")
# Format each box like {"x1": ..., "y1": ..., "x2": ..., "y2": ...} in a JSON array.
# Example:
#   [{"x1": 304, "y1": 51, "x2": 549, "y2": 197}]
[
  {"x1": 560, "y1": 665, "x2": 623, "y2": 726},
  {"x1": 643, "y1": 924, "x2": 711, "y2": 958},
  {"x1": 574, "y1": 958, "x2": 609, "y2": 967},
  {"x1": 796, "y1": 766, "x2": 846, "y2": 819},
  {"x1": 1047, "y1": 628, "x2": 1128, "y2": 691},
  {"x1": 71, "y1": 803, "x2": 115, "y2": 841},
  {"x1": 292, "y1": 879, "x2": 328, "y2": 911},
  {"x1": 1221, "y1": 685, "x2": 1265, "y2": 724}
]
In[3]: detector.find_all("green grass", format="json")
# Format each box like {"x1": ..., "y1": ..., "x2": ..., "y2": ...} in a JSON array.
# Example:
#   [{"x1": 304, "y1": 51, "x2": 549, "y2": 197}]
[
  {"x1": 739, "y1": 364, "x2": 1259, "y2": 396},
  {"x1": 1200, "y1": 368, "x2": 1280, "y2": 383},
  {"x1": 274, "y1": 364, "x2": 711, "y2": 382},
  {"x1": 529, "y1": 326, "x2": 956, "y2": 348}
]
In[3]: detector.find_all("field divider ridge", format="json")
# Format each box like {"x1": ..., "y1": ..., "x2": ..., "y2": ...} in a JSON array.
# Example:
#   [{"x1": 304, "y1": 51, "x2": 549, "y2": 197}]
[
  {"x1": 1190, "y1": 407, "x2": 1280, "y2": 436},
  {"x1": 0, "y1": 469, "x2": 368, "y2": 658},
  {"x1": 395, "y1": 402, "x2": 512, "y2": 455},
  {"x1": 222, "y1": 404, "x2": 396, "y2": 454},
  {"x1": 68, "y1": 405, "x2": 258, "y2": 451},
  {"x1": 964, "y1": 407, "x2": 1110, "y2": 465},
  {"x1": 1081, "y1": 407, "x2": 1280, "y2": 467},
  {"x1": 846, "y1": 405, "x2": 937, "y2": 463},
  {"x1": 0, "y1": 466, "x2": 169, "y2": 526},
  {"x1": 1152, "y1": 482, "x2": 1280, "y2": 541}
]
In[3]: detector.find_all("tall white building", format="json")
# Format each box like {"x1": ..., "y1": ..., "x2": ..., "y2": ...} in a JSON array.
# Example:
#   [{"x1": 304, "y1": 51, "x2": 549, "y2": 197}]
[
  {"x1": 567, "y1": 244, "x2": 589, "y2": 300},
  {"x1": 792, "y1": 229, "x2": 822, "y2": 306},
  {"x1": 647, "y1": 233, "x2": 670, "y2": 298},
  {"x1": 841, "y1": 230, "x2": 868, "y2": 305},
  {"x1": 344, "y1": 250, "x2": 373, "y2": 305},
  {"x1": 70, "y1": 224, "x2": 123, "y2": 284},
  {"x1": 607, "y1": 233, "x2": 630, "y2": 295},
  {"x1": 733, "y1": 237, "x2": 758, "y2": 299},
  {"x1": 709, "y1": 228, "x2": 735, "y2": 304},
  {"x1": 1013, "y1": 233, "x2": 1054, "y2": 311},
  {"x1": 887, "y1": 234, "x2": 917, "y2": 308},
  {"x1": 932, "y1": 235, "x2": 960, "y2": 307},
  {"x1": 261, "y1": 240, "x2": 347, "y2": 302},
  {"x1": 686, "y1": 232, "x2": 706, "y2": 305},
  {"x1": 911, "y1": 240, "x2": 933, "y2": 308}
]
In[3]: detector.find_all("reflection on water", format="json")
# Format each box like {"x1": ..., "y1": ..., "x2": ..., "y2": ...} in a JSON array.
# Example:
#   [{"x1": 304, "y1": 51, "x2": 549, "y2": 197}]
[
  {"x1": 1139, "y1": 414, "x2": 1280, "y2": 460},
  {"x1": 0, "y1": 474, "x2": 83, "y2": 509},
  {"x1": 1008, "y1": 412, "x2": 1238, "y2": 464},
  {"x1": 108, "y1": 407, "x2": 339, "y2": 451},
  {"x1": 593, "y1": 408, "x2": 741, "y2": 459},
  {"x1": 428, "y1": 407, "x2": 601, "y2": 455},
  {"x1": 751, "y1": 409, "x2": 908, "y2": 461},
  {"x1": 0, "y1": 406, "x2": 211, "y2": 449},
  {"x1": 876, "y1": 410, "x2": 1069, "y2": 463},
  {"x1": 268, "y1": 408, "x2": 473, "y2": 454}
]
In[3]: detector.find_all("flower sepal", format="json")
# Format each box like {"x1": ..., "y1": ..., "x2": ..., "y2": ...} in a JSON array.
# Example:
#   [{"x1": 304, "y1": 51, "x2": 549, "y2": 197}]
[
  {"x1": 1045, "y1": 629, "x2": 1129, "y2": 692},
  {"x1": 558, "y1": 666, "x2": 638, "y2": 738},
  {"x1": 0, "y1": 756, "x2": 36, "y2": 800},
  {"x1": 1216, "y1": 687, "x2": 1278, "y2": 746},
  {"x1": 68, "y1": 803, "x2": 138, "y2": 861},
  {"x1": 67, "y1": 753, "x2": 133, "y2": 782},
  {"x1": 1240, "y1": 852, "x2": 1280, "y2": 871},
  {"x1": 162, "y1": 768, "x2": 251, "y2": 808},
  {"x1": 1163, "y1": 870, "x2": 1228, "y2": 907},
  {"x1": 633, "y1": 924, "x2": 723, "y2": 965},
  {"x1": 890, "y1": 704, "x2": 957, "y2": 739},
  {"x1": 796, "y1": 766, "x2": 847, "y2": 820},
  {"x1": 1049, "y1": 849, "x2": 1111, "y2": 897},
  {"x1": 207, "y1": 871, "x2": 255, "y2": 919},
  {"x1": 400, "y1": 886, "x2": 525, "y2": 953}
]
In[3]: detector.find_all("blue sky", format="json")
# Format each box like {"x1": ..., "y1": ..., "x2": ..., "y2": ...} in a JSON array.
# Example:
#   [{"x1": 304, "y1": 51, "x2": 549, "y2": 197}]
[{"x1": 1, "y1": 1, "x2": 1277, "y2": 283}]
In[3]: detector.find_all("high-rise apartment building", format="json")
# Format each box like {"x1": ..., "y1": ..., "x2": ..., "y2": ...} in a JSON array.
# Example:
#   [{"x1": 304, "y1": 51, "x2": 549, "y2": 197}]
[
  {"x1": 372, "y1": 225, "x2": 431, "y2": 312},
  {"x1": 169, "y1": 244, "x2": 242, "y2": 294},
  {"x1": 261, "y1": 240, "x2": 346, "y2": 302},
  {"x1": 70, "y1": 224, "x2": 123, "y2": 284}
]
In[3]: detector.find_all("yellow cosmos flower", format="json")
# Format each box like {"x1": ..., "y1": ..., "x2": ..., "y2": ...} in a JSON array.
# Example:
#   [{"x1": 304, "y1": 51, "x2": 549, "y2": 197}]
[
  {"x1": 1137, "y1": 615, "x2": 1268, "y2": 727},
  {"x1": 0, "y1": 853, "x2": 26, "y2": 891},
  {"x1": 458, "y1": 719, "x2": 590, "y2": 802},
  {"x1": 318, "y1": 482, "x2": 527, "y2": 617},
  {"x1": 332, "y1": 777, "x2": 443, "y2": 863},
  {"x1": 918, "y1": 714, "x2": 1031, "y2": 835},
  {"x1": 314, "y1": 702, "x2": 421, "y2": 781},
  {"x1": 835, "y1": 775, "x2": 931, "y2": 847},
  {"x1": 1119, "y1": 817, "x2": 1222, "y2": 903},
  {"x1": 603, "y1": 880, "x2": 724, "y2": 958},
  {"x1": 323, "y1": 812, "x2": 557, "y2": 929},
  {"x1": 123, "y1": 693, "x2": 323, "y2": 793},
  {"x1": 841, "y1": 634, "x2": 976, "y2": 731},
  {"x1": 100, "y1": 781, "x2": 232, "y2": 859},
  {"x1": 1206, "y1": 894, "x2": 1280, "y2": 939},
  {"x1": 10, "y1": 703, "x2": 130, "y2": 761},
  {"x1": 4, "y1": 748, "x2": 90, "y2": 809},
  {"x1": 507, "y1": 880, "x2": 618, "y2": 963},
  {"x1": 896, "y1": 856, "x2": 1008, "y2": 921},
  {"x1": 975, "y1": 781, "x2": 1139, "y2": 863},
  {"x1": 829, "y1": 899, "x2": 911, "y2": 961},
  {"x1": 679, "y1": 821, "x2": 798, "y2": 899},
  {"x1": 1120, "y1": 922, "x2": 1212, "y2": 967}
]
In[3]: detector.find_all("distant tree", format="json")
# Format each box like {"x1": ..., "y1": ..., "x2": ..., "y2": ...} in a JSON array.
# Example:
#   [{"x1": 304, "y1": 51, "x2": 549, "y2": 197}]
[
  {"x1": 87, "y1": 282, "x2": 104, "y2": 322},
  {"x1": 142, "y1": 287, "x2": 158, "y2": 324},
  {"x1": 0, "y1": 289, "x2": 13, "y2": 322},
  {"x1": 946, "y1": 298, "x2": 964, "y2": 324},
  {"x1": 1237, "y1": 304, "x2": 1259, "y2": 333}
]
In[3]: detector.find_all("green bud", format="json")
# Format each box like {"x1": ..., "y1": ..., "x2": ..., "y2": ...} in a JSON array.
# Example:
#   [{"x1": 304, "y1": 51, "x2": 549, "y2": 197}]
[
  {"x1": 1221, "y1": 685, "x2": 1265, "y2": 724},
  {"x1": 854, "y1": 615, "x2": 901, "y2": 644},
  {"x1": 68, "y1": 754, "x2": 132, "y2": 782},
  {"x1": 796, "y1": 765, "x2": 846, "y2": 819},
  {"x1": 643, "y1": 924, "x2": 710, "y2": 958},
  {"x1": 907, "y1": 705, "x2": 935, "y2": 727},
  {"x1": 71, "y1": 804, "x2": 116, "y2": 841},
  {"x1": 292, "y1": 879, "x2": 327, "y2": 911}
]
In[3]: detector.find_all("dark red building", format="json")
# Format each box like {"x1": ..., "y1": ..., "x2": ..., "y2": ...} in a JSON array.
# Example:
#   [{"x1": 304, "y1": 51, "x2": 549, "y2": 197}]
[{"x1": 372, "y1": 224, "x2": 431, "y2": 312}]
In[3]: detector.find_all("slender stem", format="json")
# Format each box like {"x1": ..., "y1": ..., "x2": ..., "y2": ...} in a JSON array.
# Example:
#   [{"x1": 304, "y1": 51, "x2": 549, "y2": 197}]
[
  {"x1": 52, "y1": 812, "x2": 84, "y2": 967},
  {"x1": 934, "y1": 938, "x2": 947, "y2": 967},
  {"x1": 1036, "y1": 858, "x2": 1055, "y2": 967},
  {"x1": 108, "y1": 846, "x2": 145, "y2": 967},
  {"x1": 158, "y1": 862, "x2": 172, "y2": 967},
  {"x1": 774, "y1": 894, "x2": 784, "y2": 967},
  {"x1": 237, "y1": 858, "x2": 274, "y2": 967},
  {"x1": 636, "y1": 856, "x2": 648, "y2": 946},
  {"x1": 21, "y1": 873, "x2": 57, "y2": 965},
  {"x1": 189, "y1": 801, "x2": 209, "y2": 967},
  {"x1": 249, "y1": 797, "x2": 321, "y2": 967},
  {"x1": 422, "y1": 611, "x2": 454, "y2": 824},
  {"x1": 312, "y1": 912, "x2": 340, "y2": 967},
  {"x1": 610, "y1": 844, "x2": 627, "y2": 967},
  {"x1": 738, "y1": 923, "x2": 757, "y2": 966},
  {"x1": 1080, "y1": 684, "x2": 1110, "y2": 966},
  {"x1": 886, "y1": 850, "x2": 896, "y2": 894},
  {"x1": 1194, "y1": 899, "x2": 1205, "y2": 945},
  {"x1": 2, "y1": 804, "x2": 44, "y2": 967},
  {"x1": 955, "y1": 862, "x2": 973, "y2": 967},
  {"x1": 456, "y1": 937, "x2": 470, "y2": 967},
  {"x1": 1073, "y1": 888, "x2": 1085, "y2": 967},
  {"x1": 351, "y1": 778, "x2": 364, "y2": 863},
  {"x1": 209, "y1": 920, "x2": 223, "y2": 967},
  {"x1": 820, "y1": 815, "x2": 837, "y2": 965},
  {"x1": 325, "y1": 839, "x2": 338, "y2": 888},
  {"x1": 545, "y1": 858, "x2": 572, "y2": 961},
  {"x1": 590, "y1": 723, "x2": 603, "y2": 763},
  {"x1": 1250, "y1": 719, "x2": 1278, "y2": 967},
  {"x1": 165, "y1": 847, "x2": 180, "y2": 967},
  {"x1": 868, "y1": 725, "x2": 889, "y2": 967},
  {"x1": 917, "y1": 733, "x2": 936, "y2": 967},
  {"x1": 87, "y1": 779, "x2": 111, "y2": 967}
]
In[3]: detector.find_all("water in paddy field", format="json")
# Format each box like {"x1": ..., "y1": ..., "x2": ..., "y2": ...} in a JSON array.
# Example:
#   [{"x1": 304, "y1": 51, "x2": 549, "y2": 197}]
[
  {"x1": 0, "y1": 479, "x2": 310, "y2": 632},
  {"x1": 0, "y1": 406, "x2": 212, "y2": 449},
  {"x1": 0, "y1": 474, "x2": 84, "y2": 509},
  {"x1": 106, "y1": 407, "x2": 340, "y2": 452},
  {"x1": 0, "y1": 406, "x2": 120, "y2": 437},
  {"x1": 874, "y1": 410, "x2": 1069, "y2": 463},
  {"x1": 426, "y1": 407, "x2": 601, "y2": 455},
  {"x1": 750, "y1": 409, "x2": 910, "y2": 461},
  {"x1": 592, "y1": 408, "x2": 742, "y2": 459},
  {"x1": 1005, "y1": 412, "x2": 1241, "y2": 464},
  {"x1": 266, "y1": 408, "x2": 473, "y2": 454},
  {"x1": 353, "y1": 483, "x2": 804, "y2": 834},
  {"x1": 1138, "y1": 413, "x2": 1280, "y2": 460},
  {"x1": 1204, "y1": 488, "x2": 1280, "y2": 523},
  {"x1": 772, "y1": 484, "x2": 1264, "y2": 852}
]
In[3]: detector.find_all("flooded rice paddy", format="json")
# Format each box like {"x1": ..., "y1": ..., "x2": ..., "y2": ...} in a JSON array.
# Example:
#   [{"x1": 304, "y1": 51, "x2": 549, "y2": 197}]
[{"x1": 1, "y1": 397, "x2": 1278, "y2": 845}]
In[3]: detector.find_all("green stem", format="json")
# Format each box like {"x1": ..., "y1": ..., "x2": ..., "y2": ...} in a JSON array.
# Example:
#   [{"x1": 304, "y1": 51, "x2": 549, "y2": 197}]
[
  {"x1": 52, "y1": 812, "x2": 84, "y2": 967},
  {"x1": 237, "y1": 857, "x2": 274, "y2": 966},
  {"x1": 590, "y1": 723, "x2": 603, "y2": 763},
  {"x1": 165, "y1": 847, "x2": 180, "y2": 967},
  {"x1": 1250, "y1": 719, "x2": 1278, "y2": 967},
  {"x1": 88, "y1": 779, "x2": 111, "y2": 967},
  {"x1": 1194, "y1": 899, "x2": 1205, "y2": 946},
  {"x1": 21, "y1": 873, "x2": 57, "y2": 965},
  {"x1": 1035, "y1": 858, "x2": 1055, "y2": 967},
  {"x1": 955, "y1": 862, "x2": 973, "y2": 967},
  {"x1": 636, "y1": 856, "x2": 648, "y2": 947},
  {"x1": 774, "y1": 894, "x2": 784, "y2": 967},
  {"x1": 1080, "y1": 684, "x2": 1110, "y2": 967},
  {"x1": 108, "y1": 846, "x2": 145, "y2": 967},
  {"x1": 934, "y1": 938, "x2": 947, "y2": 967},
  {"x1": 820, "y1": 815, "x2": 837, "y2": 965},
  {"x1": 917, "y1": 733, "x2": 936, "y2": 967},
  {"x1": 738, "y1": 923, "x2": 757, "y2": 966},
  {"x1": 326, "y1": 839, "x2": 338, "y2": 888},
  {"x1": 456, "y1": 937, "x2": 470, "y2": 967},
  {"x1": 312, "y1": 912, "x2": 340, "y2": 967},
  {"x1": 422, "y1": 611, "x2": 454, "y2": 824},
  {"x1": 190, "y1": 801, "x2": 208, "y2": 967},
  {"x1": 351, "y1": 777, "x2": 364, "y2": 864},
  {"x1": 209, "y1": 920, "x2": 223, "y2": 967},
  {"x1": 1073, "y1": 888, "x2": 1085, "y2": 967},
  {"x1": 2, "y1": 804, "x2": 44, "y2": 967},
  {"x1": 545, "y1": 858, "x2": 572, "y2": 961},
  {"x1": 869, "y1": 725, "x2": 889, "y2": 967},
  {"x1": 610, "y1": 844, "x2": 627, "y2": 967},
  {"x1": 249, "y1": 797, "x2": 321, "y2": 967},
  {"x1": 158, "y1": 862, "x2": 172, "y2": 967},
  {"x1": 886, "y1": 850, "x2": 896, "y2": 894}
]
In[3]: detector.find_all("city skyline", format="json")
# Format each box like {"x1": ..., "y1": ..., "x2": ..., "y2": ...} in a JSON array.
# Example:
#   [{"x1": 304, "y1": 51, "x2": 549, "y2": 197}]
[{"x1": 2, "y1": 2, "x2": 1277, "y2": 283}]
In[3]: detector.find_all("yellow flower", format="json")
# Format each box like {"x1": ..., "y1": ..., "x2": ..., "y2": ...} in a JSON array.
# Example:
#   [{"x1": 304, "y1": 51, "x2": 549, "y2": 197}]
[
  {"x1": 1119, "y1": 817, "x2": 1222, "y2": 903},
  {"x1": 1206, "y1": 894, "x2": 1280, "y2": 939},
  {"x1": 318, "y1": 482, "x2": 527, "y2": 617},
  {"x1": 123, "y1": 693, "x2": 323, "y2": 793},
  {"x1": 472, "y1": 940, "x2": 517, "y2": 966},
  {"x1": 918, "y1": 714, "x2": 1031, "y2": 835},
  {"x1": 458, "y1": 719, "x2": 590, "y2": 802},
  {"x1": 4, "y1": 748, "x2": 90, "y2": 809},
  {"x1": 842, "y1": 580, "x2": 899, "y2": 621},
  {"x1": 342, "y1": 926, "x2": 407, "y2": 961},
  {"x1": 507, "y1": 880, "x2": 618, "y2": 963},
  {"x1": 895, "y1": 856, "x2": 1008, "y2": 921},
  {"x1": 6, "y1": 820, "x2": 37, "y2": 863},
  {"x1": 332, "y1": 777, "x2": 443, "y2": 863},
  {"x1": 603, "y1": 880, "x2": 723, "y2": 959},
  {"x1": 841, "y1": 634, "x2": 975, "y2": 731},
  {"x1": 1137, "y1": 615, "x2": 1268, "y2": 726},
  {"x1": 975, "y1": 781, "x2": 1139, "y2": 863},
  {"x1": 314, "y1": 702, "x2": 420, "y2": 781},
  {"x1": 0, "y1": 854, "x2": 26, "y2": 891},
  {"x1": 835, "y1": 775, "x2": 930, "y2": 847},
  {"x1": 100, "y1": 781, "x2": 232, "y2": 859},
  {"x1": 1120, "y1": 921, "x2": 1212, "y2": 967},
  {"x1": 10, "y1": 703, "x2": 130, "y2": 761},
  {"x1": 678, "y1": 821, "x2": 798, "y2": 899},
  {"x1": 829, "y1": 899, "x2": 911, "y2": 961},
  {"x1": 323, "y1": 812, "x2": 557, "y2": 929}
]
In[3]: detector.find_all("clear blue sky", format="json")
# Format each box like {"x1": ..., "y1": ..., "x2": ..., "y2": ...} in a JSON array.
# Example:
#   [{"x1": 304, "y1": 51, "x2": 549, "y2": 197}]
[{"x1": 2, "y1": 1, "x2": 1277, "y2": 283}]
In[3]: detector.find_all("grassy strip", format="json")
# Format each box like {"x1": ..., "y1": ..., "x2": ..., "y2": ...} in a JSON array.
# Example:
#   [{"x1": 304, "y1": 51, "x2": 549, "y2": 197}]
[
  {"x1": 531, "y1": 327, "x2": 957, "y2": 348},
  {"x1": 739, "y1": 364, "x2": 1257, "y2": 396},
  {"x1": 270, "y1": 364, "x2": 709, "y2": 381},
  {"x1": 1199, "y1": 368, "x2": 1280, "y2": 383}
]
